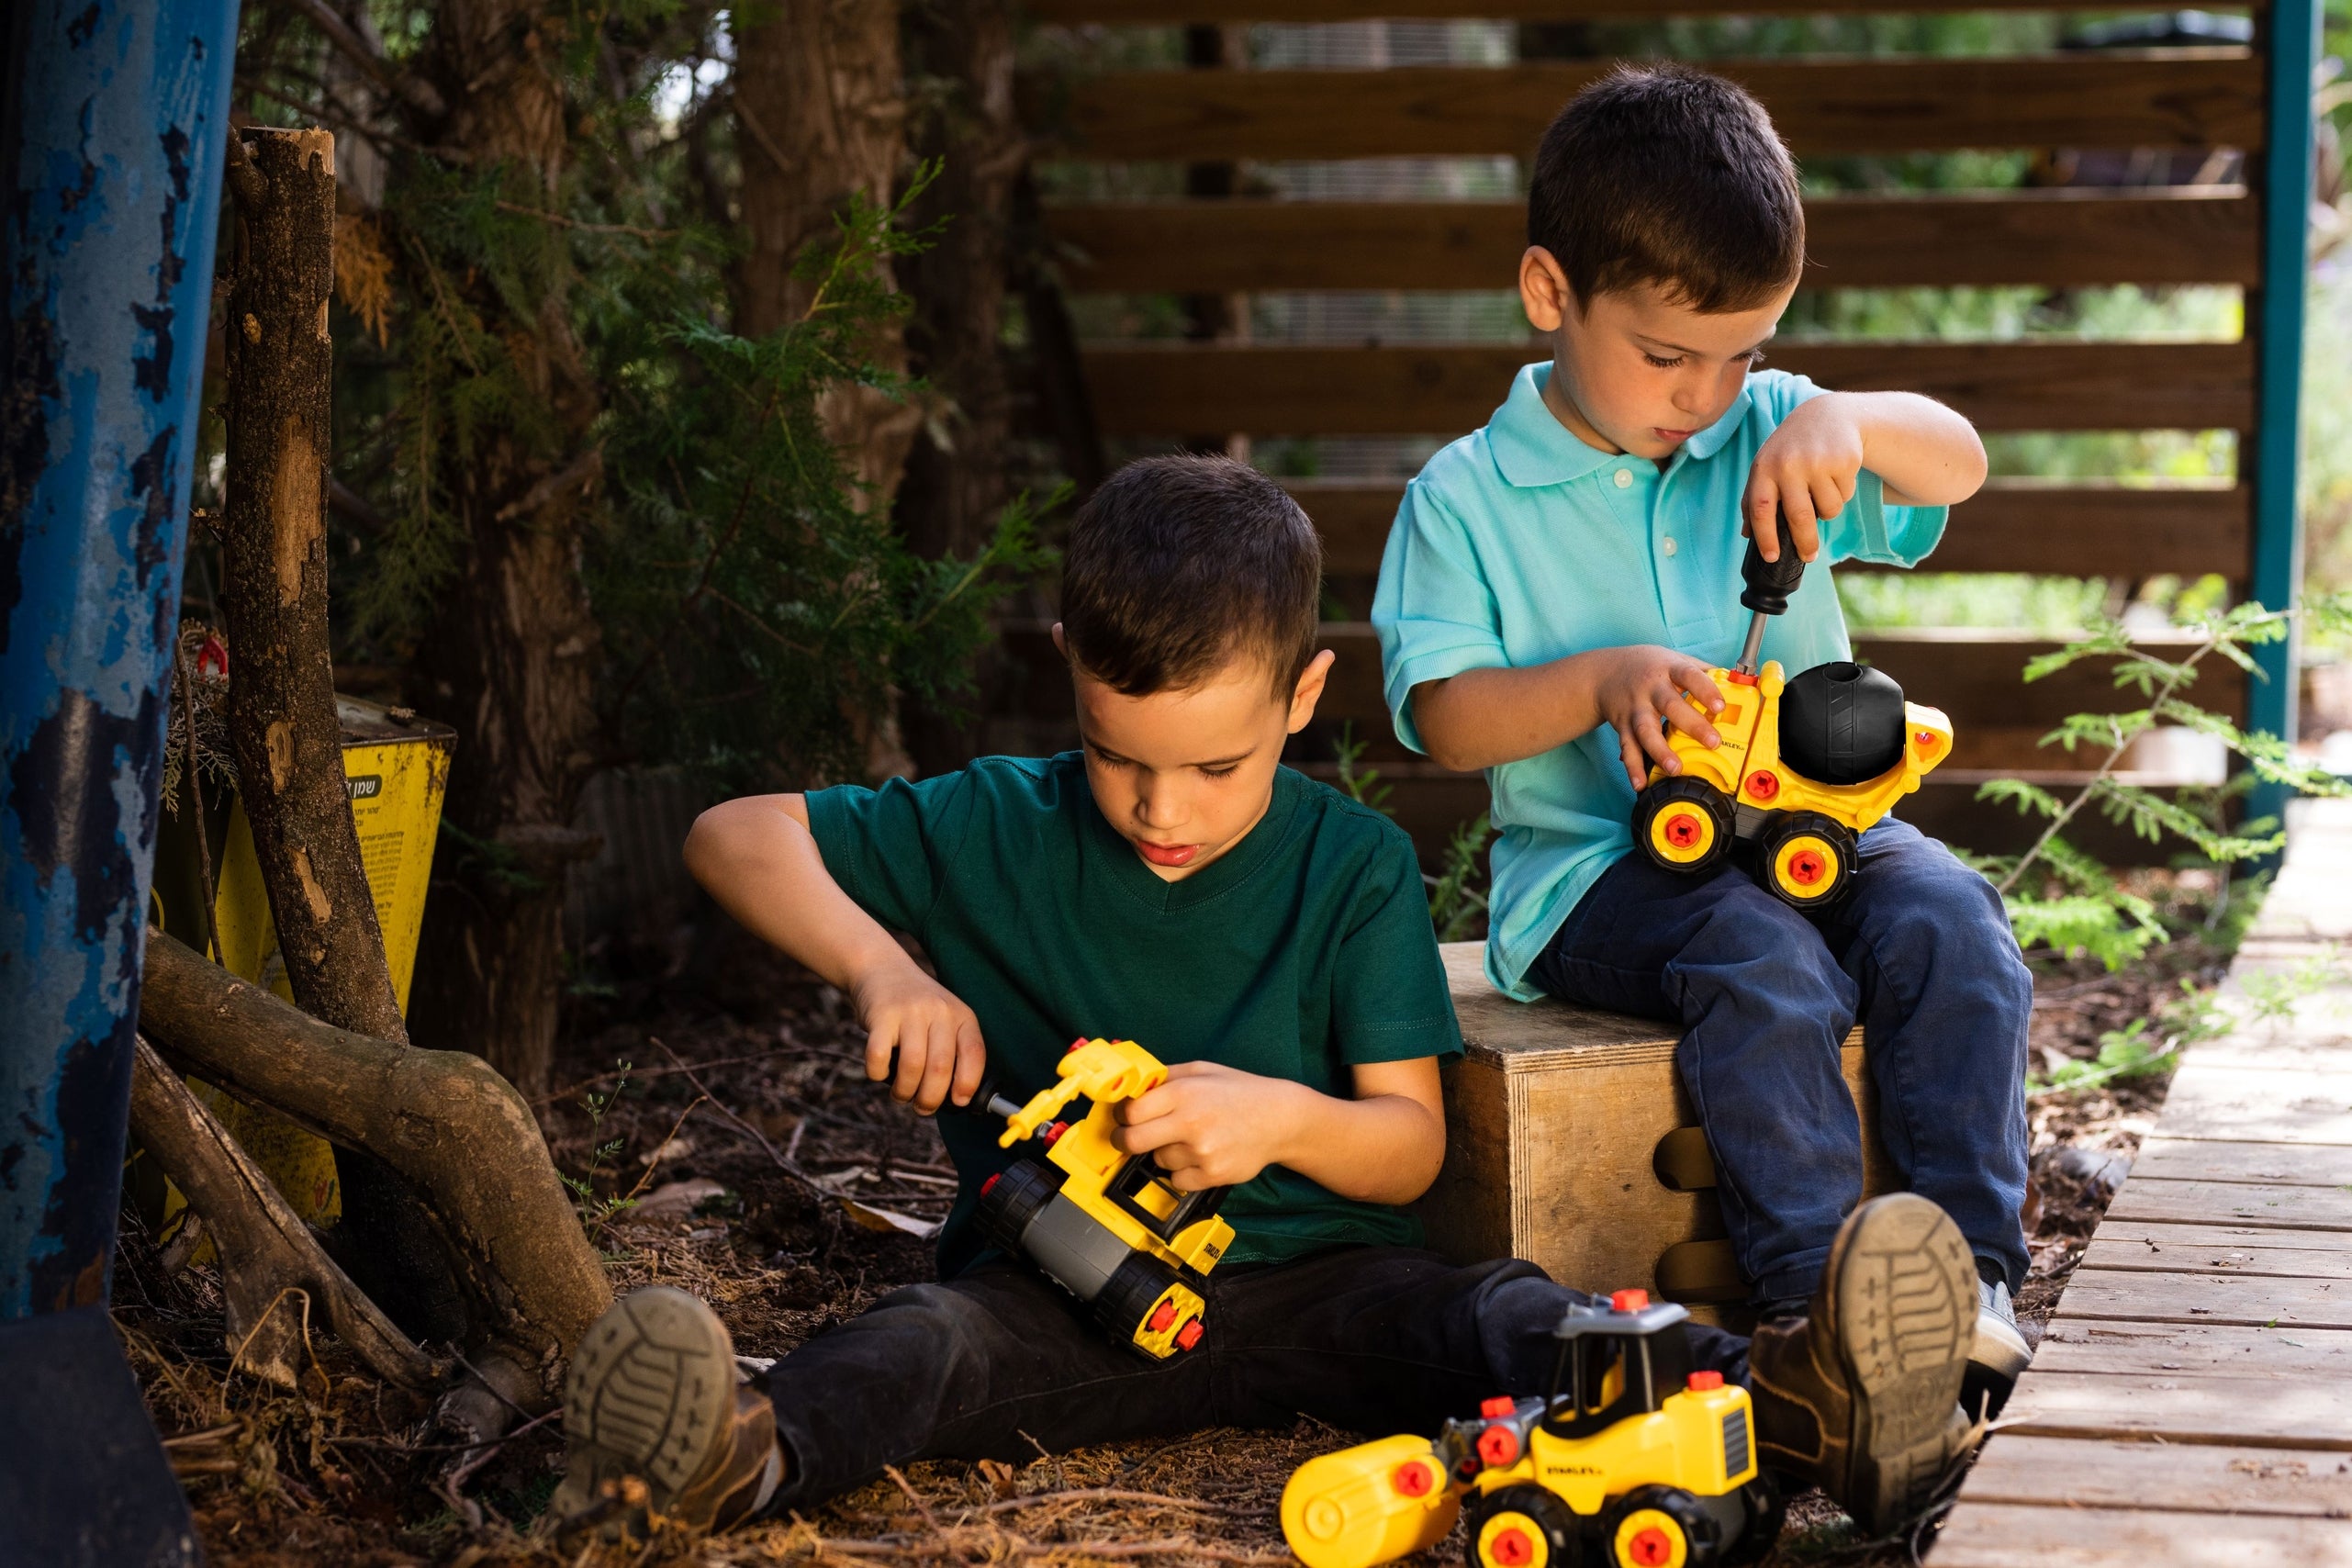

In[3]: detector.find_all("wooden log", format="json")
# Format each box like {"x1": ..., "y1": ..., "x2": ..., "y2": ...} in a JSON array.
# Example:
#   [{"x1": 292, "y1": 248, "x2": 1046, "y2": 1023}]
[
  {"x1": 1048, "y1": 189, "x2": 2261, "y2": 294},
  {"x1": 1289, "y1": 478, "x2": 2249, "y2": 583},
  {"x1": 137, "y1": 929, "x2": 613, "y2": 1375},
  {"x1": 1041, "y1": 53, "x2": 2267, "y2": 162},
  {"x1": 1081, "y1": 342, "x2": 2253, "y2": 438},
  {"x1": 127, "y1": 1037, "x2": 437, "y2": 1392}
]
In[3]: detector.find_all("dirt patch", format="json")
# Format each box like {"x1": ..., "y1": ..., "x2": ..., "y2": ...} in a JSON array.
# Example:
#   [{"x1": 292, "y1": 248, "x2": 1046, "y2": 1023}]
[{"x1": 122, "y1": 889, "x2": 2234, "y2": 1565}]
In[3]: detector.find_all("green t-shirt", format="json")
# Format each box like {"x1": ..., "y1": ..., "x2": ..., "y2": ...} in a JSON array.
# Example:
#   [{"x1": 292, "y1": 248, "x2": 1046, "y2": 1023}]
[{"x1": 805, "y1": 753, "x2": 1463, "y2": 1273}]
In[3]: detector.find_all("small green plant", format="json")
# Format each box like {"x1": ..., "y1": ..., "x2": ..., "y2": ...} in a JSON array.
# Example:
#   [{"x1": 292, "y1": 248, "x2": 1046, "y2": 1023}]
[
  {"x1": 1333, "y1": 722, "x2": 1394, "y2": 816},
  {"x1": 2028, "y1": 977, "x2": 2232, "y2": 1096},
  {"x1": 1332, "y1": 725, "x2": 1492, "y2": 939},
  {"x1": 563, "y1": 1060, "x2": 638, "y2": 1235},
  {"x1": 2240, "y1": 949, "x2": 2348, "y2": 1024},
  {"x1": 1976, "y1": 595, "x2": 2352, "y2": 969}
]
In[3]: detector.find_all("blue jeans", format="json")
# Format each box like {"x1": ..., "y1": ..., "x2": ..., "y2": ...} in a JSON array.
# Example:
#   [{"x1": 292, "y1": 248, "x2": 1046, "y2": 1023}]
[{"x1": 1528, "y1": 817, "x2": 2031, "y2": 1303}]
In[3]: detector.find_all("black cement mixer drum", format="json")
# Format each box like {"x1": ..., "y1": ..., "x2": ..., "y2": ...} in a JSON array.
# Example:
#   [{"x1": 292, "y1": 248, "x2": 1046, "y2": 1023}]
[{"x1": 1779, "y1": 662, "x2": 1908, "y2": 786}]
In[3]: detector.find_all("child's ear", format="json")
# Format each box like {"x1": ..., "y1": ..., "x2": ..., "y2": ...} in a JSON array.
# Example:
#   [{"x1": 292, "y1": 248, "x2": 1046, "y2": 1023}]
[
  {"x1": 1285, "y1": 648, "x2": 1338, "y2": 734},
  {"x1": 1050, "y1": 622, "x2": 1067, "y2": 658},
  {"x1": 1519, "y1": 247, "x2": 1573, "y2": 333}
]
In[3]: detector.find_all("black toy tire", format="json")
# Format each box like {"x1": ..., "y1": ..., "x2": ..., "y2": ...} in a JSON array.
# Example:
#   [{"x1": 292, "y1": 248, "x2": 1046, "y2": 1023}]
[
  {"x1": 1463, "y1": 1484, "x2": 1584, "y2": 1568},
  {"x1": 1754, "y1": 811, "x2": 1859, "y2": 910},
  {"x1": 1634, "y1": 777, "x2": 1736, "y2": 876},
  {"x1": 1720, "y1": 1472, "x2": 1786, "y2": 1567},
  {"x1": 972, "y1": 1159, "x2": 1060, "y2": 1257},
  {"x1": 1600, "y1": 1484, "x2": 1720, "y2": 1568}
]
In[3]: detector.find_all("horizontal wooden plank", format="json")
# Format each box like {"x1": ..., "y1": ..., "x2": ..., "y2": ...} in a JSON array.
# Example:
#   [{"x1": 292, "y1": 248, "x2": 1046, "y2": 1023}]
[
  {"x1": 2059, "y1": 1266, "x2": 2352, "y2": 1328},
  {"x1": 2133, "y1": 1137, "x2": 2352, "y2": 1187},
  {"x1": 1293, "y1": 477, "x2": 2249, "y2": 582},
  {"x1": 1084, "y1": 341, "x2": 2253, "y2": 437},
  {"x1": 1044, "y1": 53, "x2": 2266, "y2": 162},
  {"x1": 2095, "y1": 1219, "x2": 2352, "y2": 1257},
  {"x1": 2140, "y1": 1064, "x2": 2352, "y2": 1148},
  {"x1": 1938, "y1": 1502, "x2": 2352, "y2": 1567},
  {"x1": 2108, "y1": 1176, "x2": 2352, "y2": 1231},
  {"x1": 1963, "y1": 1434, "x2": 2352, "y2": 1518},
  {"x1": 1034, "y1": 0, "x2": 2105, "y2": 19},
  {"x1": 1051, "y1": 189, "x2": 2260, "y2": 293},
  {"x1": 2000, "y1": 1371, "x2": 2352, "y2": 1449},
  {"x1": 2033, "y1": 1318, "x2": 2352, "y2": 1378},
  {"x1": 2082, "y1": 1234, "x2": 2352, "y2": 1279}
]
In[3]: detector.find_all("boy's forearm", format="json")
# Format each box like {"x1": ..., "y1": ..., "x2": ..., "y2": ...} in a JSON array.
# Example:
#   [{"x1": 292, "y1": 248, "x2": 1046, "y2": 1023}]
[
  {"x1": 682, "y1": 797, "x2": 905, "y2": 991},
  {"x1": 1265, "y1": 1081, "x2": 1446, "y2": 1205},
  {"x1": 1411, "y1": 653, "x2": 1610, "y2": 773},
  {"x1": 1836, "y1": 390, "x2": 1987, "y2": 508}
]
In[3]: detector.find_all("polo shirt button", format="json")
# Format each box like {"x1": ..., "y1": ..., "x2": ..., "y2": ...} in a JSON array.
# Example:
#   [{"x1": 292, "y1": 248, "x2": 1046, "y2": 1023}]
[
  {"x1": 1663, "y1": 535, "x2": 1679, "y2": 556},
  {"x1": 1614, "y1": 469, "x2": 1633, "y2": 488}
]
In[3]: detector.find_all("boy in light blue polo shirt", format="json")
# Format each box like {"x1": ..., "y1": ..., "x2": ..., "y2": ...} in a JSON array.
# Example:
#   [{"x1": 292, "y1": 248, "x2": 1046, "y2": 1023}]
[{"x1": 1373, "y1": 64, "x2": 2035, "y2": 1417}]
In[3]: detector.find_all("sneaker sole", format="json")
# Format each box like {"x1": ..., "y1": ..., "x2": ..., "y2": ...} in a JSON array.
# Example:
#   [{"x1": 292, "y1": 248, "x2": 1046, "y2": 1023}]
[
  {"x1": 554, "y1": 1286, "x2": 740, "y2": 1518},
  {"x1": 1831, "y1": 1194, "x2": 1977, "y2": 1535}
]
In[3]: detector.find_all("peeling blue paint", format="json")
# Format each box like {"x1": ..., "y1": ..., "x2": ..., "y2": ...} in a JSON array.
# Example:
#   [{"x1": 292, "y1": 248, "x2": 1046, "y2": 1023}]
[{"x1": 0, "y1": 0, "x2": 241, "y2": 1318}]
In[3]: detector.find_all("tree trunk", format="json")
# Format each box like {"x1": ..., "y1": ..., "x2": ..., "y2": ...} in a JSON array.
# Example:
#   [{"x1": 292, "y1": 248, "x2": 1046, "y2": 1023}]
[
  {"x1": 404, "y1": 0, "x2": 607, "y2": 1102},
  {"x1": 128, "y1": 1037, "x2": 438, "y2": 1392},
  {"x1": 139, "y1": 928, "x2": 612, "y2": 1374},
  {"x1": 734, "y1": 0, "x2": 920, "y2": 781},
  {"x1": 897, "y1": 0, "x2": 1023, "y2": 776}
]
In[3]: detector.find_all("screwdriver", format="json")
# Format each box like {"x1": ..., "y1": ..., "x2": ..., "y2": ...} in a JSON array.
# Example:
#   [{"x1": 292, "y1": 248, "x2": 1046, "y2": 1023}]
[{"x1": 1733, "y1": 534, "x2": 1807, "y2": 677}]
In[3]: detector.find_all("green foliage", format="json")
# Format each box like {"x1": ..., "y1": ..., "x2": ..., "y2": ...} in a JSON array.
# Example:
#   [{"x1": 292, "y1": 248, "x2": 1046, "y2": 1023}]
[
  {"x1": 1333, "y1": 722, "x2": 1394, "y2": 816},
  {"x1": 2027, "y1": 978, "x2": 2233, "y2": 1097},
  {"x1": 1332, "y1": 725, "x2": 1492, "y2": 938},
  {"x1": 592, "y1": 168, "x2": 1058, "y2": 785},
  {"x1": 1974, "y1": 597, "x2": 2352, "y2": 969},
  {"x1": 563, "y1": 1061, "x2": 638, "y2": 1235}
]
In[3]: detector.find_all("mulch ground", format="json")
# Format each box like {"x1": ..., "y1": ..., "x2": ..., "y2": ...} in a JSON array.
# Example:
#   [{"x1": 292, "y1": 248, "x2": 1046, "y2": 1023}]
[{"x1": 118, "y1": 875, "x2": 2236, "y2": 1567}]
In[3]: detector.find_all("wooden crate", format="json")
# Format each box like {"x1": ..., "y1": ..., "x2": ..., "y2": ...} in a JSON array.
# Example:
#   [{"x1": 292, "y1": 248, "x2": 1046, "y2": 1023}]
[{"x1": 1415, "y1": 944, "x2": 1893, "y2": 1324}]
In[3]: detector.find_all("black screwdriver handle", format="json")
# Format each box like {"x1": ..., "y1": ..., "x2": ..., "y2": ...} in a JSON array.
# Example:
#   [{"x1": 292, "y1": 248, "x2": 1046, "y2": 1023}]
[{"x1": 1739, "y1": 535, "x2": 1807, "y2": 617}]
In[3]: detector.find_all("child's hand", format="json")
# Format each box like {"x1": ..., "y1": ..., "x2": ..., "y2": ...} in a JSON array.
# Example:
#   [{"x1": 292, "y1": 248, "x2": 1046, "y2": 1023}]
[
  {"x1": 1109, "y1": 1061, "x2": 1303, "y2": 1192},
  {"x1": 1744, "y1": 394, "x2": 1865, "y2": 566},
  {"x1": 1594, "y1": 645, "x2": 1726, "y2": 793},
  {"x1": 853, "y1": 955, "x2": 986, "y2": 1114}
]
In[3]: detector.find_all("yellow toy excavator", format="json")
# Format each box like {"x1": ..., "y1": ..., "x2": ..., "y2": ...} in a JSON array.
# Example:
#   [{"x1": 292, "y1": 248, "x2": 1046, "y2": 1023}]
[
  {"x1": 1281, "y1": 1290, "x2": 1782, "y2": 1568},
  {"x1": 1632, "y1": 540, "x2": 1952, "y2": 908}
]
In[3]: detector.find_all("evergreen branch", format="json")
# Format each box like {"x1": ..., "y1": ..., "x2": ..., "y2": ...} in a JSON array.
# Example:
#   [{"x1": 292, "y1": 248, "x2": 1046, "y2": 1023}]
[
  {"x1": 492, "y1": 200, "x2": 676, "y2": 241},
  {"x1": 278, "y1": 0, "x2": 448, "y2": 121}
]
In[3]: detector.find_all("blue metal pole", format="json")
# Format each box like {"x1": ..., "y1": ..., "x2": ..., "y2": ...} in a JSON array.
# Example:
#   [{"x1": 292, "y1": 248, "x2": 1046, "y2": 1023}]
[
  {"x1": 2249, "y1": 0, "x2": 2320, "y2": 835},
  {"x1": 1, "y1": 0, "x2": 241, "y2": 1319}
]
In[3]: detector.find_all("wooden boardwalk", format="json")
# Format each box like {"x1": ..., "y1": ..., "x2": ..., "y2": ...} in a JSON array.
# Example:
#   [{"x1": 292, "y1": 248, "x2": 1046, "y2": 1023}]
[{"x1": 1940, "y1": 801, "x2": 2352, "y2": 1564}]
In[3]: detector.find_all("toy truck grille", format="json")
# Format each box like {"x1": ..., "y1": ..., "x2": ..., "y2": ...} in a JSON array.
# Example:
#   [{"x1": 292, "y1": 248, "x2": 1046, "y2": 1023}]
[{"x1": 1722, "y1": 1408, "x2": 1751, "y2": 1479}]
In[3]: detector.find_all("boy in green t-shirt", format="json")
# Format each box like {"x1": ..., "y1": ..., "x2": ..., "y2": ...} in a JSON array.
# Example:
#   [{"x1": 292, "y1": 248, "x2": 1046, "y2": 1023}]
[{"x1": 550, "y1": 456, "x2": 1983, "y2": 1540}]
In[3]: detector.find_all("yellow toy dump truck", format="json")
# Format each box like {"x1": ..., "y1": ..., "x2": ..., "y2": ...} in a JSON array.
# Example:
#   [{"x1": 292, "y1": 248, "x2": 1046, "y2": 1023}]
[
  {"x1": 1282, "y1": 1290, "x2": 1781, "y2": 1568},
  {"x1": 971, "y1": 1037, "x2": 1233, "y2": 1360},
  {"x1": 1633, "y1": 541, "x2": 1951, "y2": 908}
]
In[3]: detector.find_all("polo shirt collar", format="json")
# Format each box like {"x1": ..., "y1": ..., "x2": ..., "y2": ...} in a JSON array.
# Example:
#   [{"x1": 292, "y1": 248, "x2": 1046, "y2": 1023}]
[{"x1": 1489, "y1": 359, "x2": 1756, "y2": 483}]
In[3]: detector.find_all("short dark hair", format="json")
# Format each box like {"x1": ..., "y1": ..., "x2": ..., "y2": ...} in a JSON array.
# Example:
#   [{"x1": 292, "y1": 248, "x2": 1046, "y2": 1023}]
[
  {"x1": 1060, "y1": 455, "x2": 1322, "y2": 698},
  {"x1": 1528, "y1": 63, "x2": 1805, "y2": 313}
]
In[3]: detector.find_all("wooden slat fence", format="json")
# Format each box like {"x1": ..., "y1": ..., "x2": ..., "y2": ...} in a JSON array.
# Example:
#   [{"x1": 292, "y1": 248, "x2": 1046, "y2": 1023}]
[{"x1": 1015, "y1": 3, "x2": 2313, "y2": 859}]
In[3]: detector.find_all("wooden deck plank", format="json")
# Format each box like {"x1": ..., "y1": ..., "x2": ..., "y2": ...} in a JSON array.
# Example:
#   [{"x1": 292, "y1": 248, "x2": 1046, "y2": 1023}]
[
  {"x1": 2033, "y1": 1318, "x2": 2352, "y2": 1379},
  {"x1": 1999, "y1": 1372, "x2": 2352, "y2": 1448},
  {"x1": 1936, "y1": 1503, "x2": 2352, "y2": 1566},
  {"x1": 2056, "y1": 1267, "x2": 2352, "y2": 1328},
  {"x1": 2081, "y1": 1233, "x2": 2352, "y2": 1279},
  {"x1": 2129, "y1": 1137, "x2": 2352, "y2": 1186},
  {"x1": 2120, "y1": 1065, "x2": 2352, "y2": 1146},
  {"x1": 2094, "y1": 1218, "x2": 2352, "y2": 1255},
  {"x1": 1963, "y1": 1434, "x2": 2352, "y2": 1517},
  {"x1": 2106, "y1": 1178, "x2": 2352, "y2": 1230}
]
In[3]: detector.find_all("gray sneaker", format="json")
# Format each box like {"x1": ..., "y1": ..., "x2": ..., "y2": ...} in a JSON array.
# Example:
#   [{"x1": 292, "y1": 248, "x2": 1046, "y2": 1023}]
[{"x1": 1963, "y1": 1278, "x2": 2033, "y2": 1417}]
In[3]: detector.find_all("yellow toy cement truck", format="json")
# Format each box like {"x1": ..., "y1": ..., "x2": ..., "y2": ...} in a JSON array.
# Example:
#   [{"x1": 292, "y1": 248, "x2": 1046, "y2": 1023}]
[
  {"x1": 1282, "y1": 1290, "x2": 1781, "y2": 1568},
  {"x1": 971, "y1": 1038, "x2": 1233, "y2": 1360},
  {"x1": 1632, "y1": 541, "x2": 1951, "y2": 908}
]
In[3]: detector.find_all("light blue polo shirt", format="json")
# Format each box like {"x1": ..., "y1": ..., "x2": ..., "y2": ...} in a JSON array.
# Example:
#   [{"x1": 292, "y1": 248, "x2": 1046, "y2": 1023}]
[{"x1": 1372, "y1": 362, "x2": 1948, "y2": 1001}]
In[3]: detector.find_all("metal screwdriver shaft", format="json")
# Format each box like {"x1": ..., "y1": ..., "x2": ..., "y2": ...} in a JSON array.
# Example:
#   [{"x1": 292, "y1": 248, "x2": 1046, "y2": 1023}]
[{"x1": 1734, "y1": 534, "x2": 1807, "y2": 675}]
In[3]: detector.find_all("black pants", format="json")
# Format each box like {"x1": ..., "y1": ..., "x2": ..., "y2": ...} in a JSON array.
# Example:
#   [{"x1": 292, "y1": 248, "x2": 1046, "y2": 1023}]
[{"x1": 760, "y1": 1245, "x2": 1751, "y2": 1514}]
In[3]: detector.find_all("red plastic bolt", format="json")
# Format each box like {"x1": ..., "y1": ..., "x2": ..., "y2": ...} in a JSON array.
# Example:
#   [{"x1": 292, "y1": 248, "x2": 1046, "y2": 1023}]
[
  {"x1": 1174, "y1": 1318, "x2": 1204, "y2": 1351},
  {"x1": 1067, "y1": 1038, "x2": 1086, "y2": 1053},
  {"x1": 1744, "y1": 770, "x2": 1779, "y2": 802},
  {"x1": 1916, "y1": 730, "x2": 1939, "y2": 750},
  {"x1": 1688, "y1": 1370, "x2": 1724, "y2": 1392},
  {"x1": 1610, "y1": 1288, "x2": 1650, "y2": 1313},
  {"x1": 1788, "y1": 851, "x2": 1824, "y2": 886},
  {"x1": 1148, "y1": 1300, "x2": 1177, "y2": 1333},
  {"x1": 1043, "y1": 1122, "x2": 1069, "y2": 1146},
  {"x1": 1480, "y1": 1395, "x2": 1515, "y2": 1418},
  {"x1": 1392, "y1": 1462, "x2": 1433, "y2": 1498},
  {"x1": 1663, "y1": 812, "x2": 1702, "y2": 848},
  {"x1": 1628, "y1": 1527, "x2": 1674, "y2": 1567},
  {"x1": 980, "y1": 1172, "x2": 1001, "y2": 1196},
  {"x1": 1476, "y1": 1424, "x2": 1519, "y2": 1469},
  {"x1": 1488, "y1": 1526, "x2": 1533, "y2": 1566}
]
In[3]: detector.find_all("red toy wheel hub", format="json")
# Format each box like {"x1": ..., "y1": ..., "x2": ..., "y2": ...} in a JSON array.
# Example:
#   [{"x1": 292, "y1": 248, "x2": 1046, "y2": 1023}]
[
  {"x1": 1662, "y1": 812, "x2": 1702, "y2": 848},
  {"x1": 1628, "y1": 1526, "x2": 1674, "y2": 1566},
  {"x1": 1788, "y1": 850, "x2": 1825, "y2": 886},
  {"x1": 1744, "y1": 771, "x2": 1779, "y2": 801},
  {"x1": 1489, "y1": 1526, "x2": 1533, "y2": 1566}
]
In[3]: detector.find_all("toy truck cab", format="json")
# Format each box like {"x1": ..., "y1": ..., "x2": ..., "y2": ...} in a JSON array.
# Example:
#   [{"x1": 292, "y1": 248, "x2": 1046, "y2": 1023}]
[{"x1": 1282, "y1": 1290, "x2": 1782, "y2": 1568}]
